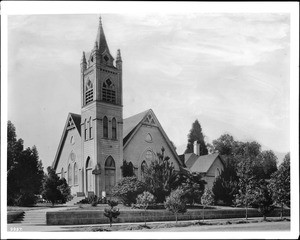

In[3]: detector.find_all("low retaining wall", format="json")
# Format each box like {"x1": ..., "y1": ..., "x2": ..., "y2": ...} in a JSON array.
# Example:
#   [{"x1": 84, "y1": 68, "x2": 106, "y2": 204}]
[
  {"x1": 46, "y1": 208, "x2": 290, "y2": 225},
  {"x1": 7, "y1": 211, "x2": 24, "y2": 223}
]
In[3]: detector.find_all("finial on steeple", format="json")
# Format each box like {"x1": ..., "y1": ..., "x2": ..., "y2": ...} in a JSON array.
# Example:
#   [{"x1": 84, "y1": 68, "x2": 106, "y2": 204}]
[
  {"x1": 99, "y1": 15, "x2": 102, "y2": 26},
  {"x1": 116, "y1": 49, "x2": 122, "y2": 62},
  {"x1": 81, "y1": 51, "x2": 86, "y2": 63}
]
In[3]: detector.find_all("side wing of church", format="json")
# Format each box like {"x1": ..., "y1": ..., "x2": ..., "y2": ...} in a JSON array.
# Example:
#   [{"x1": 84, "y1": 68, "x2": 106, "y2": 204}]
[{"x1": 52, "y1": 17, "x2": 184, "y2": 198}]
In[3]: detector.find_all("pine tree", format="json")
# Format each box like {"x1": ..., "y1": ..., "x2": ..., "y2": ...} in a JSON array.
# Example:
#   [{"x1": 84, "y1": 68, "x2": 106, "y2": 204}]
[{"x1": 184, "y1": 120, "x2": 208, "y2": 155}]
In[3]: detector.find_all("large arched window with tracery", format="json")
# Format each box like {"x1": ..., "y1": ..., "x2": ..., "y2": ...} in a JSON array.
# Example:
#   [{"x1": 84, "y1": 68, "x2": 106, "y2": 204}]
[
  {"x1": 105, "y1": 156, "x2": 116, "y2": 195},
  {"x1": 103, "y1": 116, "x2": 108, "y2": 138},
  {"x1": 68, "y1": 164, "x2": 72, "y2": 185},
  {"x1": 102, "y1": 79, "x2": 116, "y2": 103},
  {"x1": 141, "y1": 161, "x2": 148, "y2": 181},
  {"x1": 74, "y1": 163, "x2": 78, "y2": 185},
  {"x1": 112, "y1": 118, "x2": 117, "y2": 139}
]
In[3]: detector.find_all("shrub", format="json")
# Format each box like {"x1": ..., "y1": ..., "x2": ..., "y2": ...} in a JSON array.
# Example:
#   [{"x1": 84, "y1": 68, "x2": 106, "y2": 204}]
[
  {"x1": 201, "y1": 188, "x2": 214, "y2": 221},
  {"x1": 136, "y1": 191, "x2": 155, "y2": 226},
  {"x1": 103, "y1": 200, "x2": 120, "y2": 227},
  {"x1": 164, "y1": 187, "x2": 187, "y2": 223},
  {"x1": 111, "y1": 177, "x2": 146, "y2": 206}
]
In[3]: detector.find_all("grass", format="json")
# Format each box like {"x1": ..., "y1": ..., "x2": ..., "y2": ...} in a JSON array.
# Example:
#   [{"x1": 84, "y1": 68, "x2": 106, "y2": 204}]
[{"x1": 67, "y1": 217, "x2": 290, "y2": 232}]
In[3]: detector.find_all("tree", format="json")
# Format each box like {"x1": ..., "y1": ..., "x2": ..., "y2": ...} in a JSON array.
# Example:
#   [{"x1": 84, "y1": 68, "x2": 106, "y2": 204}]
[
  {"x1": 201, "y1": 188, "x2": 214, "y2": 221},
  {"x1": 174, "y1": 171, "x2": 206, "y2": 205},
  {"x1": 143, "y1": 147, "x2": 177, "y2": 203},
  {"x1": 41, "y1": 167, "x2": 72, "y2": 206},
  {"x1": 111, "y1": 177, "x2": 146, "y2": 206},
  {"x1": 268, "y1": 153, "x2": 290, "y2": 219},
  {"x1": 234, "y1": 144, "x2": 261, "y2": 219},
  {"x1": 212, "y1": 134, "x2": 237, "y2": 156},
  {"x1": 7, "y1": 121, "x2": 44, "y2": 206},
  {"x1": 136, "y1": 191, "x2": 155, "y2": 226},
  {"x1": 121, "y1": 160, "x2": 134, "y2": 177},
  {"x1": 57, "y1": 178, "x2": 73, "y2": 203},
  {"x1": 184, "y1": 120, "x2": 208, "y2": 155},
  {"x1": 164, "y1": 187, "x2": 187, "y2": 223},
  {"x1": 252, "y1": 180, "x2": 274, "y2": 221},
  {"x1": 103, "y1": 200, "x2": 120, "y2": 227},
  {"x1": 260, "y1": 150, "x2": 278, "y2": 179},
  {"x1": 212, "y1": 161, "x2": 239, "y2": 206}
]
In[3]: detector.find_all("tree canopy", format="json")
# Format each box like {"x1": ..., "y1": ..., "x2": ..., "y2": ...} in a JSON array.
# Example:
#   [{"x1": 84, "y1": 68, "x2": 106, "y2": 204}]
[
  {"x1": 184, "y1": 120, "x2": 208, "y2": 155},
  {"x1": 143, "y1": 147, "x2": 177, "y2": 203},
  {"x1": 41, "y1": 166, "x2": 72, "y2": 205},
  {"x1": 7, "y1": 121, "x2": 44, "y2": 206}
]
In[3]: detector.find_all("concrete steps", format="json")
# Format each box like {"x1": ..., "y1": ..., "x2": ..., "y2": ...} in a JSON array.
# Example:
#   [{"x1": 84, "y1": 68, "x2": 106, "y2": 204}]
[
  {"x1": 64, "y1": 196, "x2": 86, "y2": 206},
  {"x1": 13, "y1": 211, "x2": 46, "y2": 225}
]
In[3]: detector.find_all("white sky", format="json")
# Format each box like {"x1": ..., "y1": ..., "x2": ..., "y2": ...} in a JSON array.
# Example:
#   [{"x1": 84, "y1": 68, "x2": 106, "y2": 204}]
[{"x1": 6, "y1": 12, "x2": 291, "y2": 169}]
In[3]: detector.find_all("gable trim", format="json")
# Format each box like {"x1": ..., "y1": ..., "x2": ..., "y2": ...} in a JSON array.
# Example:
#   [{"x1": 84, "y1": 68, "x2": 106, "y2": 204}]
[{"x1": 52, "y1": 113, "x2": 81, "y2": 170}]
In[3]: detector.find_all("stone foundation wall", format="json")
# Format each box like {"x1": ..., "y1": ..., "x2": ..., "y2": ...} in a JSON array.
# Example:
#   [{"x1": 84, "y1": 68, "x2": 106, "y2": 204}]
[{"x1": 46, "y1": 208, "x2": 290, "y2": 225}]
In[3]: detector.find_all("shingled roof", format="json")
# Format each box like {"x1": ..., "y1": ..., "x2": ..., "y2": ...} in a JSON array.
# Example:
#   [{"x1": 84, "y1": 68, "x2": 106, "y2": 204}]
[
  {"x1": 123, "y1": 109, "x2": 149, "y2": 145},
  {"x1": 184, "y1": 153, "x2": 224, "y2": 173}
]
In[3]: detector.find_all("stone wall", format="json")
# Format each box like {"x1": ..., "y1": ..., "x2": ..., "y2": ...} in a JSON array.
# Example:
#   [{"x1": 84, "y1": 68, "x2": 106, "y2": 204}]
[{"x1": 46, "y1": 208, "x2": 290, "y2": 225}]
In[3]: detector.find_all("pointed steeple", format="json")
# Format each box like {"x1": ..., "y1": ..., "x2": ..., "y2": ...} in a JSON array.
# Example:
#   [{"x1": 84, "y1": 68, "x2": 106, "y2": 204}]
[
  {"x1": 116, "y1": 49, "x2": 122, "y2": 62},
  {"x1": 96, "y1": 16, "x2": 110, "y2": 54},
  {"x1": 81, "y1": 51, "x2": 87, "y2": 63}
]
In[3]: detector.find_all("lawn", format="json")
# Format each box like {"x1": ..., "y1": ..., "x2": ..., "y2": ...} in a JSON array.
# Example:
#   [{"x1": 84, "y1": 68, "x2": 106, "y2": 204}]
[{"x1": 63, "y1": 217, "x2": 290, "y2": 232}]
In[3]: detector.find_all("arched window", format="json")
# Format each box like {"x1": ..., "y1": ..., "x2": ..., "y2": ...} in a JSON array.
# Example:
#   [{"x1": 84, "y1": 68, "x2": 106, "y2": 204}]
[
  {"x1": 85, "y1": 79, "x2": 93, "y2": 104},
  {"x1": 145, "y1": 150, "x2": 154, "y2": 161},
  {"x1": 103, "y1": 116, "x2": 108, "y2": 138},
  {"x1": 84, "y1": 119, "x2": 87, "y2": 141},
  {"x1": 215, "y1": 167, "x2": 221, "y2": 178},
  {"x1": 112, "y1": 118, "x2": 117, "y2": 139},
  {"x1": 61, "y1": 168, "x2": 64, "y2": 179},
  {"x1": 105, "y1": 156, "x2": 116, "y2": 195},
  {"x1": 86, "y1": 157, "x2": 93, "y2": 192},
  {"x1": 74, "y1": 163, "x2": 78, "y2": 185},
  {"x1": 68, "y1": 164, "x2": 72, "y2": 185},
  {"x1": 89, "y1": 117, "x2": 92, "y2": 139},
  {"x1": 141, "y1": 161, "x2": 148, "y2": 181},
  {"x1": 102, "y1": 79, "x2": 116, "y2": 103}
]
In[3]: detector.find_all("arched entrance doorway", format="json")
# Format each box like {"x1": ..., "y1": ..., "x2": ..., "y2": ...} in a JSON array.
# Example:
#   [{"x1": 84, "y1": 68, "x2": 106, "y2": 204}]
[
  {"x1": 105, "y1": 156, "x2": 116, "y2": 195},
  {"x1": 86, "y1": 157, "x2": 93, "y2": 194}
]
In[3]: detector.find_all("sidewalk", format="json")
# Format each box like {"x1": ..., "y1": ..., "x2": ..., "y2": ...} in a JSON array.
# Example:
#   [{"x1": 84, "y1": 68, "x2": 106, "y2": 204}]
[{"x1": 8, "y1": 216, "x2": 285, "y2": 232}]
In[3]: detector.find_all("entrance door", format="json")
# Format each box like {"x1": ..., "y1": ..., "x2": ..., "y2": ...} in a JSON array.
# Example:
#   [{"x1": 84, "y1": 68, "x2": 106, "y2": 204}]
[
  {"x1": 86, "y1": 157, "x2": 93, "y2": 194},
  {"x1": 105, "y1": 156, "x2": 116, "y2": 195}
]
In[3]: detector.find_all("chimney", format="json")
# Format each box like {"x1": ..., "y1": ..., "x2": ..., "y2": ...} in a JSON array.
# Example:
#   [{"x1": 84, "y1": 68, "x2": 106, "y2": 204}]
[{"x1": 193, "y1": 141, "x2": 200, "y2": 155}]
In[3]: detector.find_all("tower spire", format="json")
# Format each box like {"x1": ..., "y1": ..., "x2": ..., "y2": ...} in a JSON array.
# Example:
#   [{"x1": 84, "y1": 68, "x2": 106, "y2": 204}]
[{"x1": 96, "y1": 15, "x2": 110, "y2": 54}]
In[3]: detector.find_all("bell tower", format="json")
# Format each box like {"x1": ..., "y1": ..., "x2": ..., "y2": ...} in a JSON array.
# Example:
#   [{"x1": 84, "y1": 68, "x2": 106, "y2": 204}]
[{"x1": 80, "y1": 16, "x2": 123, "y2": 197}]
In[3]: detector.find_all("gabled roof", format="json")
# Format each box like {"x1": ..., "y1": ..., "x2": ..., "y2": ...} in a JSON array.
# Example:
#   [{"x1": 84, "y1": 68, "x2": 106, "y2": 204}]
[
  {"x1": 185, "y1": 153, "x2": 224, "y2": 173},
  {"x1": 53, "y1": 109, "x2": 185, "y2": 169},
  {"x1": 123, "y1": 109, "x2": 150, "y2": 145},
  {"x1": 123, "y1": 109, "x2": 184, "y2": 167},
  {"x1": 52, "y1": 113, "x2": 81, "y2": 169},
  {"x1": 71, "y1": 113, "x2": 81, "y2": 135}
]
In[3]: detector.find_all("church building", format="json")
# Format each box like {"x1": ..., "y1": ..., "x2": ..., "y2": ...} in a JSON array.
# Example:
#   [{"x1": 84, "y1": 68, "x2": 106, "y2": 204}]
[{"x1": 52, "y1": 17, "x2": 184, "y2": 197}]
